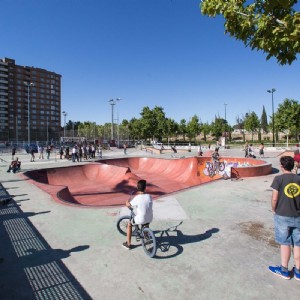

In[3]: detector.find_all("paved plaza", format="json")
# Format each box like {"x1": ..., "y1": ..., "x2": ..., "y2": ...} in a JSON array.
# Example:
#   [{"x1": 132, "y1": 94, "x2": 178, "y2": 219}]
[{"x1": 0, "y1": 147, "x2": 299, "y2": 299}]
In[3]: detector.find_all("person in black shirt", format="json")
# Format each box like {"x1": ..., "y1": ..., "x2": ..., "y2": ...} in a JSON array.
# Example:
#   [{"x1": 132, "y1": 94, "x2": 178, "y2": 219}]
[{"x1": 269, "y1": 156, "x2": 300, "y2": 281}]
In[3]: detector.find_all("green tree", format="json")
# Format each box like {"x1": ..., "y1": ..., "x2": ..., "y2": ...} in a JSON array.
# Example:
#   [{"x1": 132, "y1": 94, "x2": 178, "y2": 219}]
[
  {"x1": 152, "y1": 106, "x2": 167, "y2": 140},
  {"x1": 201, "y1": 0, "x2": 300, "y2": 65},
  {"x1": 179, "y1": 119, "x2": 187, "y2": 141},
  {"x1": 200, "y1": 122, "x2": 211, "y2": 142},
  {"x1": 139, "y1": 106, "x2": 167, "y2": 141},
  {"x1": 260, "y1": 106, "x2": 268, "y2": 133},
  {"x1": 65, "y1": 120, "x2": 80, "y2": 130},
  {"x1": 275, "y1": 98, "x2": 300, "y2": 139},
  {"x1": 139, "y1": 107, "x2": 155, "y2": 141},
  {"x1": 210, "y1": 117, "x2": 225, "y2": 141},
  {"x1": 78, "y1": 121, "x2": 98, "y2": 141},
  {"x1": 128, "y1": 118, "x2": 142, "y2": 141},
  {"x1": 244, "y1": 111, "x2": 260, "y2": 141},
  {"x1": 186, "y1": 115, "x2": 200, "y2": 142},
  {"x1": 164, "y1": 118, "x2": 178, "y2": 145}
]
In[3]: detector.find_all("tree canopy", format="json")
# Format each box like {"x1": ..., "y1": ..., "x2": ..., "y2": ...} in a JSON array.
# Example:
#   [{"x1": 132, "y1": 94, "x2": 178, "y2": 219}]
[
  {"x1": 200, "y1": 0, "x2": 300, "y2": 65},
  {"x1": 244, "y1": 111, "x2": 260, "y2": 141},
  {"x1": 275, "y1": 98, "x2": 300, "y2": 137}
]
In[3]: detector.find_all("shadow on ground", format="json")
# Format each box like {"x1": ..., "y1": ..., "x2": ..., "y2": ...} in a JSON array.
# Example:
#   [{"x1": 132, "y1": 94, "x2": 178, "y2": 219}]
[
  {"x1": 0, "y1": 197, "x2": 92, "y2": 300},
  {"x1": 153, "y1": 222, "x2": 219, "y2": 259}
]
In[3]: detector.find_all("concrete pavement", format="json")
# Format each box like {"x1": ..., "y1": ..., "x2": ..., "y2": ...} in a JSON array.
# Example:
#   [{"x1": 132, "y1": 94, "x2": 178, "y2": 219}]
[{"x1": 0, "y1": 147, "x2": 299, "y2": 300}]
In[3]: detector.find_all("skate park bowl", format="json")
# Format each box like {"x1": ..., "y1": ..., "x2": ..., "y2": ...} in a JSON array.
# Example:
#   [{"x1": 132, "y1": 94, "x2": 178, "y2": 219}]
[{"x1": 23, "y1": 156, "x2": 272, "y2": 207}]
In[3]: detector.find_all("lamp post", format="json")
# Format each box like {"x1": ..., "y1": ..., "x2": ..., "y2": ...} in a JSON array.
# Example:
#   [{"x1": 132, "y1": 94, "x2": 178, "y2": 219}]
[
  {"x1": 46, "y1": 116, "x2": 49, "y2": 145},
  {"x1": 16, "y1": 116, "x2": 18, "y2": 145},
  {"x1": 224, "y1": 103, "x2": 227, "y2": 146},
  {"x1": 108, "y1": 98, "x2": 121, "y2": 144},
  {"x1": 24, "y1": 81, "x2": 34, "y2": 146},
  {"x1": 267, "y1": 88, "x2": 276, "y2": 147},
  {"x1": 62, "y1": 111, "x2": 67, "y2": 143}
]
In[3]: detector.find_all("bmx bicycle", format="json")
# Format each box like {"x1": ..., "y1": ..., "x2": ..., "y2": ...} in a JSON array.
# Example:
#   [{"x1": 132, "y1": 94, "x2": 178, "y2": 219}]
[
  {"x1": 205, "y1": 160, "x2": 225, "y2": 177},
  {"x1": 117, "y1": 207, "x2": 157, "y2": 258}
]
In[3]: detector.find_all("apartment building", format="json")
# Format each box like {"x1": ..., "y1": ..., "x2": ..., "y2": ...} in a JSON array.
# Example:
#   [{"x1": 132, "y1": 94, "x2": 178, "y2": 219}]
[{"x1": 0, "y1": 57, "x2": 62, "y2": 143}]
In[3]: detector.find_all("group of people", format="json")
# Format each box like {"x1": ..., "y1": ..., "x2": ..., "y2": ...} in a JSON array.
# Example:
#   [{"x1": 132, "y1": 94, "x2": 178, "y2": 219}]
[
  {"x1": 243, "y1": 142, "x2": 266, "y2": 159},
  {"x1": 59, "y1": 144, "x2": 103, "y2": 162}
]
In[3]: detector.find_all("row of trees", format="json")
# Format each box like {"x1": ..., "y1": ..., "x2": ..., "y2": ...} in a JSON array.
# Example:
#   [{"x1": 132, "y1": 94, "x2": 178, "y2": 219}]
[{"x1": 66, "y1": 98, "x2": 300, "y2": 144}]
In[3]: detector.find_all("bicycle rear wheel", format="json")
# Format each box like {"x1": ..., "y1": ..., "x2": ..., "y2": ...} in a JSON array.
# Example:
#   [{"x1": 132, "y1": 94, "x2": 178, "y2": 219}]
[
  {"x1": 218, "y1": 162, "x2": 225, "y2": 171},
  {"x1": 116, "y1": 216, "x2": 138, "y2": 236},
  {"x1": 141, "y1": 228, "x2": 157, "y2": 258}
]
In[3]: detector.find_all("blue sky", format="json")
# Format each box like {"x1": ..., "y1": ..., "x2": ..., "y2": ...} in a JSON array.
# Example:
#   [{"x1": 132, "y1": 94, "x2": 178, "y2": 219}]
[{"x1": 1, "y1": 0, "x2": 299, "y2": 126}]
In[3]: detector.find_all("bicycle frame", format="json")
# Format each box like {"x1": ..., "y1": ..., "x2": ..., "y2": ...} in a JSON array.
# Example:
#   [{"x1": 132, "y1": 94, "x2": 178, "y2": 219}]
[{"x1": 117, "y1": 207, "x2": 157, "y2": 258}]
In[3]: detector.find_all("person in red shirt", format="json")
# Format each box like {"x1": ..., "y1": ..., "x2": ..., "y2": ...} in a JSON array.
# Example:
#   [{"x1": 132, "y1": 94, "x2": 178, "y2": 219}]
[{"x1": 294, "y1": 153, "x2": 300, "y2": 175}]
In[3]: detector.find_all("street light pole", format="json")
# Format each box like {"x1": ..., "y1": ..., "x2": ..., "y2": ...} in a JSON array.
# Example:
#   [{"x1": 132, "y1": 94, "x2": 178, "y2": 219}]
[
  {"x1": 224, "y1": 103, "x2": 227, "y2": 146},
  {"x1": 46, "y1": 116, "x2": 49, "y2": 145},
  {"x1": 62, "y1": 111, "x2": 67, "y2": 143},
  {"x1": 108, "y1": 98, "x2": 121, "y2": 145},
  {"x1": 267, "y1": 88, "x2": 276, "y2": 147},
  {"x1": 24, "y1": 81, "x2": 34, "y2": 146},
  {"x1": 16, "y1": 116, "x2": 18, "y2": 145}
]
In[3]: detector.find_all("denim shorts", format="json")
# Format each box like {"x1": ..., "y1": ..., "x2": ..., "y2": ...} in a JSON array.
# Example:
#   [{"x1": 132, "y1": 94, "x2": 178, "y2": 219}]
[{"x1": 274, "y1": 215, "x2": 300, "y2": 246}]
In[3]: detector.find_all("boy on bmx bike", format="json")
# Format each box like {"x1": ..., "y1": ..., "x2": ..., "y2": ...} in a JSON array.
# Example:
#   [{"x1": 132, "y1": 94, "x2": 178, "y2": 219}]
[{"x1": 122, "y1": 180, "x2": 153, "y2": 250}]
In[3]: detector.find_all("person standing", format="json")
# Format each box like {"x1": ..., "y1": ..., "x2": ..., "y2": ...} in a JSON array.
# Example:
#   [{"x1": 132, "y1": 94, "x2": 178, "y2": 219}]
[
  {"x1": 11, "y1": 146, "x2": 16, "y2": 160},
  {"x1": 244, "y1": 142, "x2": 249, "y2": 158},
  {"x1": 269, "y1": 156, "x2": 300, "y2": 281},
  {"x1": 259, "y1": 142, "x2": 265, "y2": 159},
  {"x1": 123, "y1": 143, "x2": 127, "y2": 155},
  {"x1": 30, "y1": 147, "x2": 35, "y2": 162},
  {"x1": 38, "y1": 145, "x2": 44, "y2": 159},
  {"x1": 59, "y1": 146, "x2": 64, "y2": 159},
  {"x1": 46, "y1": 145, "x2": 51, "y2": 160},
  {"x1": 98, "y1": 145, "x2": 103, "y2": 159},
  {"x1": 65, "y1": 146, "x2": 69, "y2": 160},
  {"x1": 71, "y1": 146, "x2": 76, "y2": 162},
  {"x1": 91, "y1": 144, "x2": 95, "y2": 158},
  {"x1": 79, "y1": 146, "x2": 83, "y2": 162},
  {"x1": 197, "y1": 145, "x2": 203, "y2": 156},
  {"x1": 83, "y1": 146, "x2": 88, "y2": 160}
]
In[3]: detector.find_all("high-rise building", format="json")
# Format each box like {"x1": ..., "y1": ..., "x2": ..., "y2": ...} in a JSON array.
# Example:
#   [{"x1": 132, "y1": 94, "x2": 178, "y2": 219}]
[{"x1": 0, "y1": 57, "x2": 62, "y2": 144}]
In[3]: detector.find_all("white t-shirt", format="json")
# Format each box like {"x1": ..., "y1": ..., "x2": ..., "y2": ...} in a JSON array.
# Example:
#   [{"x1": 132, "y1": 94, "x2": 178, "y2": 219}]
[{"x1": 130, "y1": 193, "x2": 153, "y2": 225}]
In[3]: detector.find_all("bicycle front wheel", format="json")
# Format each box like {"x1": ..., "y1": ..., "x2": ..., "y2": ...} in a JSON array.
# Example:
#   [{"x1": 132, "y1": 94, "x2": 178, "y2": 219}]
[
  {"x1": 116, "y1": 216, "x2": 138, "y2": 236},
  {"x1": 116, "y1": 216, "x2": 130, "y2": 236},
  {"x1": 141, "y1": 228, "x2": 157, "y2": 258}
]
